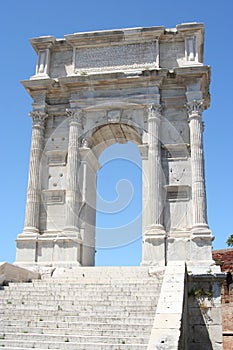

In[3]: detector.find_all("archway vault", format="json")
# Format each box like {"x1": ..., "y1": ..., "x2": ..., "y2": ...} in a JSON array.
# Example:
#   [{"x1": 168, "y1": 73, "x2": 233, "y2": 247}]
[{"x1": 90, "y1": 122, "x2": 142, "y2": 158}]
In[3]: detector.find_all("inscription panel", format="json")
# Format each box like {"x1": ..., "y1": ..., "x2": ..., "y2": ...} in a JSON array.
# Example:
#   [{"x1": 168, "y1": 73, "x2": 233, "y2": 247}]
[
  {"x1": 74, "y1": 41, "x2": 158, "y2": 73},
  {"x1": 42, "y1": 190, "x2": 65, "y2": 205},
  {"x1": 166, "y1": 186, "x2": 190, "y2": 202}
]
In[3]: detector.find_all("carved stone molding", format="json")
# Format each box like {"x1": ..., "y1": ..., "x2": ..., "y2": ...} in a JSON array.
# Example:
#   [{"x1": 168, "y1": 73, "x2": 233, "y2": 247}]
[
  {"x1": 30, "y1": 111, "x2": 47, "y2": 128},
  {"x1": 185, "y1": 99, "x2": 205, "y2": 117}
]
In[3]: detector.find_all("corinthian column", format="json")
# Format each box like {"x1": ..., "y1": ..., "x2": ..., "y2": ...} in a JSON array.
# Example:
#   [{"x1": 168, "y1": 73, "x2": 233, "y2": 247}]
[
  {"x1": 64, "y1": 109, "x2": 83, "y2": 236},
  {"x1": 186, "y1": 99, "x2": 211, "y2": 235},
  {"x1": 23, "y1": 111, "x2": 47, "y2": 234},
  {"x1": 146, "y1": 103, "x2": 165, "y2": 235}
]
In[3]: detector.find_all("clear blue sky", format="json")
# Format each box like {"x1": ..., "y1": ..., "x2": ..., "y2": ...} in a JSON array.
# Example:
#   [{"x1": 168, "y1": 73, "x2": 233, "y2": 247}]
[{"x1": 0, "y1": 0, "x2": 232, "y2": 265}]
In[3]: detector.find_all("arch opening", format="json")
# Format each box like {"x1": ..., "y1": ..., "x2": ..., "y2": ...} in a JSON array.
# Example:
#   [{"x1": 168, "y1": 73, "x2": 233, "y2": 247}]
[{"x1": 95, "y1": 141, "x2": 142, "y2": 266}]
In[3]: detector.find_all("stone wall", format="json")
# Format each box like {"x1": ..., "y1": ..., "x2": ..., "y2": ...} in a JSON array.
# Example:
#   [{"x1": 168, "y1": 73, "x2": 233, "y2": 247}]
[
  {"x1": 188, "y1": 274, "x2": 223, "y2": 350},
  {"x1": 213, "y1": 249, "x2": 233, "y2": 350}
]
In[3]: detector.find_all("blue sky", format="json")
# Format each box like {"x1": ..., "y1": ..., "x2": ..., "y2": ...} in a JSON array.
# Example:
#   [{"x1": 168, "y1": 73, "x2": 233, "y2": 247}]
[{"x1": 0, "y1": 0, "x2": 232, "y2": 265}]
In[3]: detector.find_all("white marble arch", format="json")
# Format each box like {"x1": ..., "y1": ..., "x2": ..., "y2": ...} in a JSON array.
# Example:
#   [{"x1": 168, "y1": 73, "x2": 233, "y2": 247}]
[{"x1": 16, "y1": 24, "x2": 214, "y2": 270}]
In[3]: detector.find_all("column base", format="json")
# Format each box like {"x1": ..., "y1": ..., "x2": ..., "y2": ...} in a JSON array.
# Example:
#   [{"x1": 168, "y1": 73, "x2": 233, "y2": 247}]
[
  {"x1": 63, "y1": 227, "x2": 82, "y2": 241},
  {"x1": 191, "y1": 224, "x2": 213, "y2": 237},
  {"x1": 144, "y1": 224, "x2": 166, "y2": 236},
  {"x1": 20, "y1": 226, "x2": 39, "y2": 237}
]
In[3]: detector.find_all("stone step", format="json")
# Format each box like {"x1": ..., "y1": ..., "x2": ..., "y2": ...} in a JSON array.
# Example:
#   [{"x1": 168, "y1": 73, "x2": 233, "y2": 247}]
[
  {"x1": 4, "y1": 286, "x2": 159, "y2": 293},
  {"x1": 0, "y1": 295, "x2": 158, "y2": 304},
  {"x1": 1, "y1": 317, "x2": 154, "y2": 327},
  {"x1": 0, "y1": 306, "x2": 157, "y2": 314},
  {"x1": 4, "y1": 282, "x2": 159, "y2": 288},
  {"x1": 1, "y1": 332, "x2": 148, "y2": 343},
  {"x1": 0, "y1": 311, "x2": 156, "y2": 319},
  {"x1": 0, "y1": 296, "x2": 158, "y2": 303},
  {"x1": 3, "y1": 289, "x2": 159, "y2": 297},
  {"x1": 45, "y1": 266, "x2": 164, "y2": 279},
  {"x1": 0, "y1": 298, "x2": 158, "y2": 309},
  {"x1": 4, "y1": 290, "x2": 158, "y2": 295},
  {"x1": 0, "y1": 343, "x2": 147, "y2": 350},
  {"x1": 3, "y1": 284, "x2": 159, "y2": 290},
  {"x1": 0, "y1": 325, "x2": 151, "y2": 337},
  {"x1": 0, "y1": 267, "x2": 164, "y2": 349},
  {"x1": 1, "y1": 301, "x2": 156, "y2": 310},
  {"x1": 1, "y1": 293, "x2": 159, "y2": 301}
]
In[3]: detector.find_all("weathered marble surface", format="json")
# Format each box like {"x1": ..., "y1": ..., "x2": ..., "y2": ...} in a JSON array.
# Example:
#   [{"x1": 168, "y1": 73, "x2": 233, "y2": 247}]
[{"x1": 16, "y1": 23, "x2": 213, "y2": 269}]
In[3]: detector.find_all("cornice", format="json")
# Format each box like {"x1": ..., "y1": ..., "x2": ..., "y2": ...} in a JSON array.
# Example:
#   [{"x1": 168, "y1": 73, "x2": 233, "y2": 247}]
[
  {"x1": 21, "y1": 78, "x2": 55, "y2": 96},
  {"x1": 174, "y1": 65, "x2": 210, "y2": 78},
  {"x1": 20, "y1": 70, "x2": 167, "y2": 98},
  {"x1": 65, "y1": 26, "x2": 165, "y2": 48},
  {"x1": 58, "y1": 69, "x2": 167, "y2": 88},
  {"x1": 30, "y1": 36, "x2": 56, "y2": 53},
  {"x1": 29, "y1": 23, "x2": 204, "y2": 53}
]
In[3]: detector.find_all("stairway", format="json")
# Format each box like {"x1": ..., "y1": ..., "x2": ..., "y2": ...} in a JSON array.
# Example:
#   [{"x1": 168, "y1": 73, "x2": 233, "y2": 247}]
[{"x1": 0, "y1": 266, "x2": 164, "y2": 350}]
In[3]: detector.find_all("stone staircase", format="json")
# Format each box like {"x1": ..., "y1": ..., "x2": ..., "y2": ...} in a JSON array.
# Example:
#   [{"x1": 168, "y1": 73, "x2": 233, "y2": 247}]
[{"x1": 0, "y1": 266, "x2": 164, "y2": 350}]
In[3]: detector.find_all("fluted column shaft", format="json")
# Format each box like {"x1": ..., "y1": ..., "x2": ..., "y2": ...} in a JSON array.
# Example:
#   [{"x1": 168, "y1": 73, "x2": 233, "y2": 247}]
[
  {"x1": 186, "y1": 100, "x2": 209, "y2": 231},
  {"x1": 23, "y1": 112, "x2": 47, "y2": 233},
  {"x1": 64, "y1": 109, "x2": 83, "y2": 232},
  {"x1": 147, "y1": 104, "x2": 165, "y2": 233}
]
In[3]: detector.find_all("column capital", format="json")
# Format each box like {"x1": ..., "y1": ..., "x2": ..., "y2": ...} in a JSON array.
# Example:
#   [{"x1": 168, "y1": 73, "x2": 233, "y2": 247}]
[
  {"x1": 146, "y1": 103, "x2": 162, "y2": 121},
  {"x1": 66, "y1": 108, "x2": 85, "y2": 126},
  {"x1": 185, "y1": 99, "x2": 205, "y2": 118},
  {"x1": 30, "y1": 111, "x2": 47, "y2": 128}
]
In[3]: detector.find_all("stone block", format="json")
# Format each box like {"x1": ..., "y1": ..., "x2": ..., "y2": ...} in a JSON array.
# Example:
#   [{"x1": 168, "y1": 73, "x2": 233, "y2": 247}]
[{"x1": 0, "y1": 262, "x2": 40, "y2": 285}]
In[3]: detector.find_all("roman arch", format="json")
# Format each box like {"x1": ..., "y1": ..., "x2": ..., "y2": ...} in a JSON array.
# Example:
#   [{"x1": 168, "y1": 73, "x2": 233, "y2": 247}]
[{"x1": 16, "y1": 23, "x2": 214, "y2": 268}]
